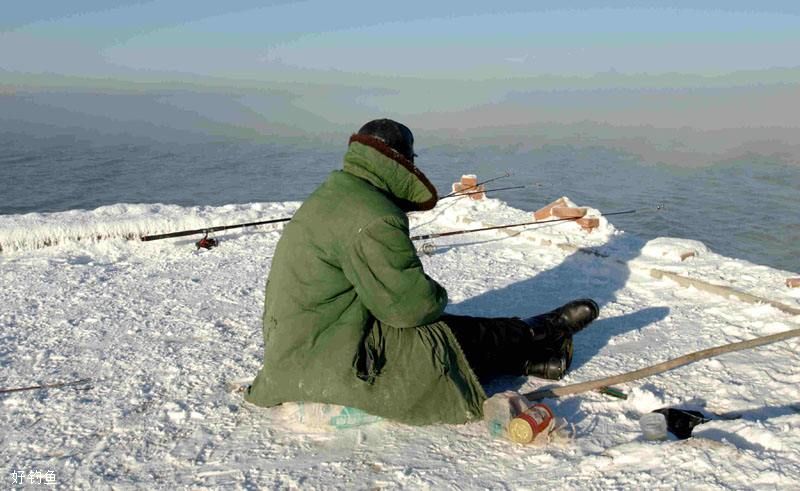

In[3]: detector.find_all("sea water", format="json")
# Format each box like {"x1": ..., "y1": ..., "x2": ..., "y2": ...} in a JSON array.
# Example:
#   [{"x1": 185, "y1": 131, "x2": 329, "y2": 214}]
[{"x1": 1, "y1": 135, "x2": 798, "y2": 273}]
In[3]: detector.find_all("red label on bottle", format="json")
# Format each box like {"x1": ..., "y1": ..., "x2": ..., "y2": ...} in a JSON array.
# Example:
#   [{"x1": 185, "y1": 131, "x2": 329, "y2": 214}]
[{"x1": 516, "y1": 404, "x2": 554, "y2": 436}]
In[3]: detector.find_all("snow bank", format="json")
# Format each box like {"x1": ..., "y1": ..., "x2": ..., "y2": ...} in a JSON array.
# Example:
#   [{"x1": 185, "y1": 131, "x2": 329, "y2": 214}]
[
  {"x1": 2, "y1": 197, "x2": 799, "y2": 489},
  {"x1": 0, "y1": 202, "x2": 300, "y2": 252}
]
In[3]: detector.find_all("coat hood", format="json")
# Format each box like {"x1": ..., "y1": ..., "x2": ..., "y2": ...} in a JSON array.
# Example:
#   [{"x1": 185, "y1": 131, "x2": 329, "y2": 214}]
[{"x1": 343, "y1": 134, "x2": 438, "y2": 211}]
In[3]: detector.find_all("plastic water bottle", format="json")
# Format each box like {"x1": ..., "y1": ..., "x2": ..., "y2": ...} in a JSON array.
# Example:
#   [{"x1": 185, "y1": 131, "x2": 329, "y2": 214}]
[
  {"x1": 639, "y1": 412, "x2": 668, "y2": 441},
  {"x1": 327, "y1": 405, "x2": 383, "y2": 429},
  {"x1": 275, "y1": 402, "x2": 382, "y2": 430},
  {"x1": 482, "y1": 391, "x2": 531, "y2": 438}
]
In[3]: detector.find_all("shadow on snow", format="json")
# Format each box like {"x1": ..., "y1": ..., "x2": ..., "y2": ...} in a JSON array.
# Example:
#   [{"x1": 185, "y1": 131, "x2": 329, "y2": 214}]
[{"x1": 444, "y1": 232, "x2": 670, "y2": 394}]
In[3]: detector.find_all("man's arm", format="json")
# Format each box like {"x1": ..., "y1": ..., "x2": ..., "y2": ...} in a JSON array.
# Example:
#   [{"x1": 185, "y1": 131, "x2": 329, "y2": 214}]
[{"x1": 342, "y1": 215, "x2": 448, "y2": 328}]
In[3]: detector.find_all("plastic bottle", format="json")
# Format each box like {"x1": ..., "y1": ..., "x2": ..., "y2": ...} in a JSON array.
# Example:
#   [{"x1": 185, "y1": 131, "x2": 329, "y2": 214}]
[
  {"x1": 482, "y1": 391, "x2": 531, "y2": 438},
  {"x1": 327, "y1": 405, "x2": 383, "y2": 429},
  {"x1": 274, "y1": 402, "x2": 382, "y2": 430},
  {"x1": 507, "y1": 403, "x2": 555, "y2": 444},
  {"x1": 639, "y1": 412, "x2": 668, "y2": 441}
]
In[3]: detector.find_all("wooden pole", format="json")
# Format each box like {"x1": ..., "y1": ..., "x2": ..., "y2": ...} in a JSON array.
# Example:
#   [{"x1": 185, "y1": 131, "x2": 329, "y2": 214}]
[{"x1": 524, "y1": 326, "x2": 800, "y2": 401}]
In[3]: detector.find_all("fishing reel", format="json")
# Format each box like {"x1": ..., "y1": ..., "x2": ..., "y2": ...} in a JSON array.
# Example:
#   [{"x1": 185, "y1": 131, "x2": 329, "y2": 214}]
[
  {"x1": 195, "y1": 232, "x2": 218, "y2": 250},
  {"x1": 418, "y1": 242, "x2": 437, "y2": 256}
]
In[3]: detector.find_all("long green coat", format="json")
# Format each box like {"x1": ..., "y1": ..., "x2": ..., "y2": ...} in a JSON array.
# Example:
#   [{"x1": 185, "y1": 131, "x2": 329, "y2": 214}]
[{"x1": 245, "y1": 135, "x2": 486, "y2": 425}]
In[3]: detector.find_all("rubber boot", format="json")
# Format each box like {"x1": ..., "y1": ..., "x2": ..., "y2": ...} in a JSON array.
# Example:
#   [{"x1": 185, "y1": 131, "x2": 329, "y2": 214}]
[
  {"x1": 521, "y1": 299, "x2": 599, "y2": 380},
  {"x1": 523, "y1": 298, "x2": 599, "y2": 341},
  {"x1": 523, "y1": 335, "x2": 574, "y2": 380}
]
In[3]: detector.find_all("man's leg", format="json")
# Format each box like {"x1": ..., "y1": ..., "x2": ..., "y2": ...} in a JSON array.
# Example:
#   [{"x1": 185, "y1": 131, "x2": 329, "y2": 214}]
[
  {"x1": 442, "y1": 299, "x2": 599, "y2": 382},
  {"x1": 441, "y1": 314, "x2": 553, "y2": 381}
]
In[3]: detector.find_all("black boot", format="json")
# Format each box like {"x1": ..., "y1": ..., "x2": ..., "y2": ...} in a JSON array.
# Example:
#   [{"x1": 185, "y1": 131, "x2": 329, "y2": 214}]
[
  {"x1": 523, "y1": 298, "x2": 599, "y2": 341},
  {"x1": 523, "y1": 335, "x2": 574, "y2": 380},
  {"x1": 521, "y1": 299, "x2": 599, "y2": 380}
]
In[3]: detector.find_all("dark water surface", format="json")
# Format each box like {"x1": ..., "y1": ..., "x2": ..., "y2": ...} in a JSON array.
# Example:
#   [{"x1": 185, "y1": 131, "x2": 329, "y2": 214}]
[{"x1": 1, "y1": 136, "x2": 797, "y2": 273}]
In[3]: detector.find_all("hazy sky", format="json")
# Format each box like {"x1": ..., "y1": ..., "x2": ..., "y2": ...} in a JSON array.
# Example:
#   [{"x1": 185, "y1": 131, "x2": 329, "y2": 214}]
[
  {"x1": 3, "y1": 1, "x2": 800, "y2": 81},
  {"x1": 2, "y1": 1, "x2": 799, "y2": 142}
]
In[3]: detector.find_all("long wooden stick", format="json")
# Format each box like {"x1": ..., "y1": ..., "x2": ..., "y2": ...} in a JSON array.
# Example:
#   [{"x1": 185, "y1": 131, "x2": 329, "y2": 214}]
[
  {"x1": 524, "y1": 326, "x2": 800, "y2": 401},
  {"x1": 650, "y1": 269, "x2": 800, "y2": 316},
  {"x1": 0, "y1": 378, "x2": 92, "y2": 394}
]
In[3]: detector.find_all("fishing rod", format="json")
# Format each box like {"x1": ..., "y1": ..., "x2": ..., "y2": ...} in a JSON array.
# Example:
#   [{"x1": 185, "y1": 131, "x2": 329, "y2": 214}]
[
  {"x1": 440, "y1": 171, "x2": 512, "y2": 199},
  {"x1": 139, "y1": 179, "x2": 527, "y2": 245},
  {"x1": 0, "y1": 377, "x2": 92, "y2": 394},
  {"x1": 139, "y1": 216, "x2": 292, "y2": 242},
  {"x1": 446, "y1": 184, "x2": 528, "y2": 198},
  {"x1": 410, "y1": 208, "x2": 644, "y2": 242}
]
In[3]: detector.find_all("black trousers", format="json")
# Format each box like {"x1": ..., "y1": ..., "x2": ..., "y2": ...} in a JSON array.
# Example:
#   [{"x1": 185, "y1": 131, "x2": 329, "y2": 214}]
[{"x1": 441, "y1": 314, "x2": 542, "y2": 382}]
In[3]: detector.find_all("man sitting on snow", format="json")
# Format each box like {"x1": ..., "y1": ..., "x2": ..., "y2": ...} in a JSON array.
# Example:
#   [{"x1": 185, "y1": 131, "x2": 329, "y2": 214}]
[{"x1": 246, "y1": 119, "x2": 599, "y2": 425}]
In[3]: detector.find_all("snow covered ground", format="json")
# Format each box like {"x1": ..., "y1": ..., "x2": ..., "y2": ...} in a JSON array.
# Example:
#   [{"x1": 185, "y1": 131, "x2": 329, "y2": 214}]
[{"x1": 2, "y1": 196, "x2": 799, "y2": 489}]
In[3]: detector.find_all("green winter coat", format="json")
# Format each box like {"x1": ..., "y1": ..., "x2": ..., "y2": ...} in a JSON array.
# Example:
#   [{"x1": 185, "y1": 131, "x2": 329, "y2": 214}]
[{"x1": 245, "y1": 134, "x2": 487, "y2": 425}]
